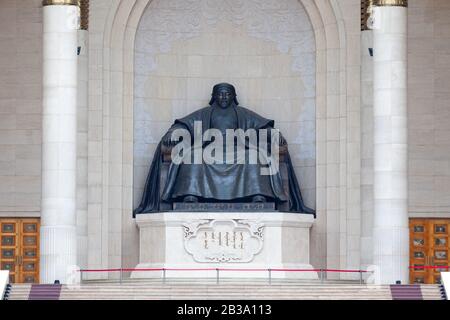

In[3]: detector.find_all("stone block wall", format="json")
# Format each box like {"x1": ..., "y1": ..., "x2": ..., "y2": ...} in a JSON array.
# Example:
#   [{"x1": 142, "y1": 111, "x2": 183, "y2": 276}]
[
  {"x1": 408, "y1": 0, "x2": 450, "y2": 217},
  {"x1": 0, "y1": 0, "x2": 42, "y2": 217}
]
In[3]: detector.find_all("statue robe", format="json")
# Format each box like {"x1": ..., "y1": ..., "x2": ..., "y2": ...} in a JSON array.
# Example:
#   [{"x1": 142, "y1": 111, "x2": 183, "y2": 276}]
[{"x1": 134, "y1": 105, "x2": 315, "y2": 216}]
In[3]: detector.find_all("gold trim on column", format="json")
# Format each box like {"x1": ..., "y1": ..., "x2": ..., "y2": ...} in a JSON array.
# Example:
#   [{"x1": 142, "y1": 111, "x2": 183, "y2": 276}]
[
  {"x1": 361, "y1": 0, "x2": 374, "y2": 31},
  {"x1": 80, "y1": 0, "x2": 89, "y2": 30},
  {"x1": 374, "y1": 0, "x2": 407, "y2": 7},
  {"x1": 42, "y1": 0, "x2": 80, "y2": 6}
]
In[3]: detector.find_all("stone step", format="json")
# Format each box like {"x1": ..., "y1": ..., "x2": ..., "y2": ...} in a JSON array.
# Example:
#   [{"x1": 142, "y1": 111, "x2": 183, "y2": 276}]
[
  {"x1": 10, "y1": 290, "x2": 391, "y2": 294},
  {"x1": 59, "y1": 293, "x2": 392, "y2": 297},
  {"x1": 61, "y1": 295, "x2": 393, "y2": 298},
  {"x1": 96, "y1": 286, "x2": 370, "y2": 289},
  {"x1": 58, "y1": 297, "x2": 392, "y2": 300},
  {"x1": 9, "y1": 286, "x2": 394, "y2": 292},
  {"x1": 72, "y1": 292, "x2": 390, "y2": 295},
  {"x1": 18, "y1": 287, "x2": 393, "y2": 291},
  {"x1": 7, "y1": 283, "x2": 443, "y2": 300},
  {"x1": 57, "y1": 293, "x2": 392, "y2": 296},
  {"x1": 54, "y1": 295, "x2": 416, "y2": 298},
  {"x1": 11, "y1": 288, "x2": 390, "y2": 291},
  {"x1": 58, "y1": 292, "x2": 392, "y2": 295},
  {"x1": 10, "y1": 282, "x2": 364, "y2": 286},
  {"x1": 10, "y1": 284, "x2": 392, "y2": 288},
  {"x1": 56, "y1": 294, "x2": 392, "y2": 298}
]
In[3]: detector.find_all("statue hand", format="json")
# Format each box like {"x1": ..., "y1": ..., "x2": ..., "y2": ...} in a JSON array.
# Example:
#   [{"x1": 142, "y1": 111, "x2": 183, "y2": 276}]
[
  {"x1": 162, "y1": 132, "x2": 177, "y2": 147},
  {"x1": 279, "y1": 135, "x2": 287, "y2": 146}
]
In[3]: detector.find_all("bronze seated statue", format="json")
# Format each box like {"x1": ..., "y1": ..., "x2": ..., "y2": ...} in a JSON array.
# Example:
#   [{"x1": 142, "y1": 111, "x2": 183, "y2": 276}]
[{"x1": 134, "y1": 83, "x2": 314, "y2": 215}]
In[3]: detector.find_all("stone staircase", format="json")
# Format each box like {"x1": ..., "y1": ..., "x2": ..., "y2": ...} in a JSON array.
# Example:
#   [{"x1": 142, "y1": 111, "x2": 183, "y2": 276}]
[{"x1": 5, "y1": 280, "x2": 445, "y2": 300}]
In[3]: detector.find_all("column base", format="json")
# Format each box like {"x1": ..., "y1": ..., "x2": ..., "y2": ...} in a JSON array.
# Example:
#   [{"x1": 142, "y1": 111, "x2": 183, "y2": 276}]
[{"x1": 40, "y1": 225, "x2": 77, "y2": 284}]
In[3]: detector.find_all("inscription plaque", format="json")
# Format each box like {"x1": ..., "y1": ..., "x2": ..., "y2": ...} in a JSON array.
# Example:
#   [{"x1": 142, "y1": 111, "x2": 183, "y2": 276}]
[{"x1": 183, "y1": 219, "x2": 264, "y2": 263}]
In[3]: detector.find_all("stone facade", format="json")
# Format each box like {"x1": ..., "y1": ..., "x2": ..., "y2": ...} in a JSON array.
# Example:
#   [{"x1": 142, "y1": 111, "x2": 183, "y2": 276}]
[
  {"x1": 0, "y1": 0, "x2": 449, "y2": 282},
  {"x1": 408, "y1": 0, "x2": 450, "y2": 217},
  {"x1": 0, "y1": 0, "x2": 43, "y2": 216},
  {"x1": 82, "y1": 0, "x2": 363, "y2": 279}
]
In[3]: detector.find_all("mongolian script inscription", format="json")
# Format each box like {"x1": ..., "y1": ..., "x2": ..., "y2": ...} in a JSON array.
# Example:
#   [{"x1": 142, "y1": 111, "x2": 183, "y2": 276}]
[
  {"x1": 173, "y1": 203, "x2": 275, "y2": 212},
  {"x1": 203, "y1": 231, "x2": 245, "y2": 250}
]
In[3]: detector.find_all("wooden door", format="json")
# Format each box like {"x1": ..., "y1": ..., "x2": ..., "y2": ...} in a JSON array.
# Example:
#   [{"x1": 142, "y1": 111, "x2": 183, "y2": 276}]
[
  {"x1": 0, "y1": 218, "x2": 40, "y2": 284},
  {"x1": 428, "y1": 220, "x2": 449, "y2": 284},
  {"x1": 409, "y1": 219, "x2": 450, "y2": 284},
  {"x1": 19, "y1": 220, "x2": 40, "y2": 283},
  {"x1": 0, "y1": 220, "x2": 20, "y2": 283}
]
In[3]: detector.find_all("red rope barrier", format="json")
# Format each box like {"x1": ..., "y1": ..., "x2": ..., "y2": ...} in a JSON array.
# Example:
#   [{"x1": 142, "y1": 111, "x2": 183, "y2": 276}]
[
  {"x1": 79, "y1": 266, "x2": 450, "y2": 273},
  {"x1": 79, "y1": 267, "x2": 372, "y2": 273},
  {"x1": 324, "y1": 269, "x2": 370, "y2": 273},
  {"x1": 270, "y1": 269, "x2": 322, "y2": 272},
  {"x1": 136, "y1": 268, "x2": 216, "y2": 272},
  {"x1": 80, "y1": 269, "x2": 123, "y2": 272}
]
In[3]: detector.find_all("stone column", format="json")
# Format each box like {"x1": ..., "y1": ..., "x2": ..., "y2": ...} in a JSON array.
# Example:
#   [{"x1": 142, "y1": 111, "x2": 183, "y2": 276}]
[
  {"x1": 41, "y1": 0, "x2": 79, "y2": 284},
  {"x1": 360, "y1": 0, "x2": 374, "y2": 270},
  {"x1": 76, "y1": 0, "x2": 89, "y2": 274},
  {"x1": 372, "y1": 0, "x2": 409, "y2": 284}
]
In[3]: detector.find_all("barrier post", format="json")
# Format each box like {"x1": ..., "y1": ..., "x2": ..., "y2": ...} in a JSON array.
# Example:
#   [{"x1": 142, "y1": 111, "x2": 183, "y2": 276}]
[
  {"x1": 163, "y1": 268, "x2": 166, "y2": 284},
  {"x1": 216, "y1": 268, "x2": 219, "y2": 285},
  {"x1": 120, "y1": 268, "x2": 123, "y2": 284},
  {"x1": 359, "y1": 271, "x2": 363, "y2": 285},
  {"x1": 320, "y1": 269, "x2": 324, "y2": 284},
  {"x1": 268, "y1": 269, "x2": 272, "y2": 285}
]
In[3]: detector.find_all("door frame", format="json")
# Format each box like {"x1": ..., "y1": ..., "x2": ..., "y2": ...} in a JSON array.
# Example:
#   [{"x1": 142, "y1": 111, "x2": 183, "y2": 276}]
[{"x1": 0, "y1": 218, "x2": 40, "y2": 284}]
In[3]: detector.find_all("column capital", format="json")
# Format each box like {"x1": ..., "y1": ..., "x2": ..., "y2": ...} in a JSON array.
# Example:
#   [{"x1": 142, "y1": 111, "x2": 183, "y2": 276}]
[
  {"x1": 374, "y1": 0, "x2": 408, "y2": 7},
  {"x1": 361, "y1": 0, "x2": 375, "y2": 31},
  {"x1": 42, "y1": 0, "x2": 79, "y2": 6},
  {"x1": 80, "y1": 0, "x2": 89, "y2": 30}
]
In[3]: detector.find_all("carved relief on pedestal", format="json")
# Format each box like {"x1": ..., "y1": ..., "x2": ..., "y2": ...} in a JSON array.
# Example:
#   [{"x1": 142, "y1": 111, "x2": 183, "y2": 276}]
[{"x1": 183, "y1": 219, "x2": 264, "y2": 263}]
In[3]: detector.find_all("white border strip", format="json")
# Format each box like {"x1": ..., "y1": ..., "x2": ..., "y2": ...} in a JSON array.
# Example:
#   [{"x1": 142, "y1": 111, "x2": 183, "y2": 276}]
[
  {"x1": 442, "y1": 272, "x2": 450, "y2": 300},
  {"x1": 0, "y1": 270, "x2": 9, "y2": 299}
]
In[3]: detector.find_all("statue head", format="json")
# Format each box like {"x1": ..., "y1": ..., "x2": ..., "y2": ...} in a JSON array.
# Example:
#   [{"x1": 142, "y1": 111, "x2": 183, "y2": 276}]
[{"x1": 209, "y1": 83, "x2": 239, "y2": 108}]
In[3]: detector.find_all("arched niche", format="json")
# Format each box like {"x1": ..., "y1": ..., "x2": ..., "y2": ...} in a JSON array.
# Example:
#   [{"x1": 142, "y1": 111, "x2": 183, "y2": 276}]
[{"x1": 91, "y1": 0, "x2": 348, "y2": 274}]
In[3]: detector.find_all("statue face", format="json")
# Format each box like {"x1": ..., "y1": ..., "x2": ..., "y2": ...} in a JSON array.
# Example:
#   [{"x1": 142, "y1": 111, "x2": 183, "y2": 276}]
[{"x1": 215, "y1": 88, "x2": 234, "y2": 109}]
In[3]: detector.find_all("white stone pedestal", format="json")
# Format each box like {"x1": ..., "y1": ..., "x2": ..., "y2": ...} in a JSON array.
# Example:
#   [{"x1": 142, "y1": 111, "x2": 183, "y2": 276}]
[{"x1": 132, "y1": 212, "x2": 317, "y2": 279}]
